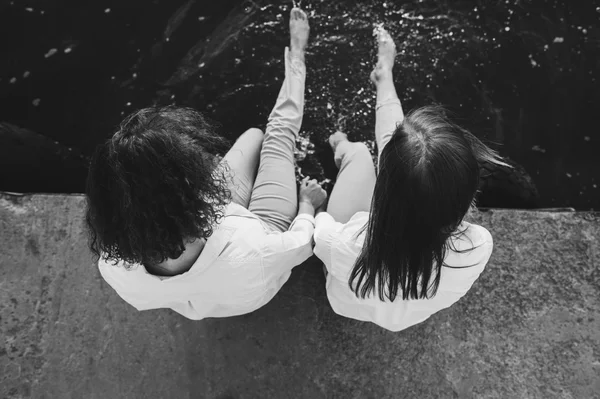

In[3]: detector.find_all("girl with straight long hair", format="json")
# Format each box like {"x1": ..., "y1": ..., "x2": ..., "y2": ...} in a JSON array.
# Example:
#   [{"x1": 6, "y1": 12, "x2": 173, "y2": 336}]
[{"x1": 314, "y1": 28, "x2": 507, "y2": 331}]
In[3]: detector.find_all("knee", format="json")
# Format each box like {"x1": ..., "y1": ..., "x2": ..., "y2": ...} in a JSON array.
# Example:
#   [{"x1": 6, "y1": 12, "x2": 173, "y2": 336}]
[
  {"x1": 241, "y1": 128, "x2": 264, "y2": 144},
  {"x1": 349, "y1": 142, "x2": 372, "y2": 158},
  {"x1": 352, "y1": 142, "x2": 370, "y2": 152},
  {"x1": 334, "y1": 141, "x2": 372, "y2": 167}
]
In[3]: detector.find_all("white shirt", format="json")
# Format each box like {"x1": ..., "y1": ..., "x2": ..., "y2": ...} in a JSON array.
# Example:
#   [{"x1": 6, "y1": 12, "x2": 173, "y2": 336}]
[
  {"x1": 99, "y1": 202, "x2": 315, "y2": 320},
  {"x1": 99, "y1": 47, "x2": 313, "y2": 320},
  {"x1": 314, "y1": 211, "x2": 493, "y2": 332}
]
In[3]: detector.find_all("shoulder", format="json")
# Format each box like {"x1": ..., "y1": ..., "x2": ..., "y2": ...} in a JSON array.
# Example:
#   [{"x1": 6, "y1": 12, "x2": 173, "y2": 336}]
[
  {"x1": 223, "y1": 202, "x2": 254, "y2": 218},
  {"x1": 98, "y1": 257, "x2": 139, "y2": 284},
  {"x1": 345, "y1": 212, "x2": 370, "y2": 231},
  {"x1": 331, "y1": 212, "x2": 369, "y2": 251},
  {"x1": 455, "y1": 222, "x2": 493, "y2": 249},
  {"x1": 221, "y1": 202, "x2": 264, "y2": 232},
  {"x1": 326, "y1": 212, "x2": 368, "y2": 238},
  {"x1": 445, "y1": 222, "x2": 494, "y2": 268},
  {"x1": 467, "y1": 222, "x2": 492, "y2": 246}
]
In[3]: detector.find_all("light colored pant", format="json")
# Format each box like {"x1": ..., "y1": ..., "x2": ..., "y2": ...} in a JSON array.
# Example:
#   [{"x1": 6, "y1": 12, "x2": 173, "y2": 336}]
[
  {"x1": 220, "y1": 48, "x2": 306, "y2": 232},
  {"x1": 327, "y1": 99, "x2": 404, "y2": 224}
]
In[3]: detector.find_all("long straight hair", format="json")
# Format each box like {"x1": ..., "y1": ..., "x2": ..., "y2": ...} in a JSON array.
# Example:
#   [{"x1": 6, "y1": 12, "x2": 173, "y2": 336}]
[{"x1": 349, "y1": 106, "x2": 508, "y2": 301}]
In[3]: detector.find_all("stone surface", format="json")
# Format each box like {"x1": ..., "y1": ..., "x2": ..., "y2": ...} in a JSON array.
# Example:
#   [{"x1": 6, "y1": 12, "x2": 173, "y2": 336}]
[{"x1": 1, "y1": 193, "x2": 599, "y2": 398}]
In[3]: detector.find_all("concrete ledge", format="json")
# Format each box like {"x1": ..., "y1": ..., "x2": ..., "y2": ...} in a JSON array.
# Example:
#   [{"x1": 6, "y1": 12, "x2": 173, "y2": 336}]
[{"x1": 1, "y1": 193, "x2": 599, "y2": 399}]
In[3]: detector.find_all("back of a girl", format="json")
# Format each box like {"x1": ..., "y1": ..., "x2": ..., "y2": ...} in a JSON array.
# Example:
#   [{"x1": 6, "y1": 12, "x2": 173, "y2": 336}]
[{"x1": 313, "y1": 27, "x2": 506, "y2": 332}]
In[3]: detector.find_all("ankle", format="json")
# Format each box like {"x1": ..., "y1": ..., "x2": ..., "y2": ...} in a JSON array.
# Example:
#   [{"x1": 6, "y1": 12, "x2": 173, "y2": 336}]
[
  {"x1": 289, "y1": 48, "x2": 305, "y2": 62},
  {"x1": 375, "y1": 68, "x2": 393, "y2": 82}
]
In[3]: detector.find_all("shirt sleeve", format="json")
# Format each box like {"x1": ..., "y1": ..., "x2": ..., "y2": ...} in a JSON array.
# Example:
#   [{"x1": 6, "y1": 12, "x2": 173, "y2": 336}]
[
  {"x1": 261, "y1": 213, "x2": 315, "y2": 271},
  {"x1": 314, "y1": 212, "x2": 344, "y2": 272}
]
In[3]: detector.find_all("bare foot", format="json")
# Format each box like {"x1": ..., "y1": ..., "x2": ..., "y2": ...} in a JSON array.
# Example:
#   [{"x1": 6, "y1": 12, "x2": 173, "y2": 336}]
[
  {"x1": 370, "y1": 27, "x2": 396, "y2": 84},
  {"x1": 290, "y1": 7, "x2": 310, "y2": 58},
  {"x1": 328, "y1": 131, "x2": 348, "y2": 153}
]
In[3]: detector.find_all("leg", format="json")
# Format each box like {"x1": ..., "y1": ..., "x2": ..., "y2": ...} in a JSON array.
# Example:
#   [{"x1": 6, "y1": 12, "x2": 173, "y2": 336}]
[
  {"x1": 372, "y1": 27, "x2": 404, "y2": 166},
  {"x1": 248, "y1": 8, "x2": 310, "y2": 232},
  {"x1": 220, "y1": 128, "x2": 264, "y2": 208},
  {"x1": 327, "y1": 134, "x2": 376, "y2": 224}
]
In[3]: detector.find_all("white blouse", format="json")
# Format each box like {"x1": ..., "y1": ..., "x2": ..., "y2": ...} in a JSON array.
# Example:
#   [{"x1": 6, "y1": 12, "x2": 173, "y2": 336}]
[
  {"x1": 99, "y1": 47, "x2": 314, "y2": 320},
  {"x1": 314, "y1": 211, "x2": 493, "y2": 332},
  {"x1": 99, "y1": 202, "x2": 315, "y2": 320}
]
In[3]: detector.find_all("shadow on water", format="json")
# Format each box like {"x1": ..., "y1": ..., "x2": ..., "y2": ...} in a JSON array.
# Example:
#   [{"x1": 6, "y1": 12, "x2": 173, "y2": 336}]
[{"x1": 0, "y1": 0, "x2": 598, "y2": 209}]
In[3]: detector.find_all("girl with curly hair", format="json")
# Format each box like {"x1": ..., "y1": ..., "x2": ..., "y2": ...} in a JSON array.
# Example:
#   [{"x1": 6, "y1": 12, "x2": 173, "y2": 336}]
[
  {"x1": 314, "y1": 28, "x2": 508, "y2": 331},
  {"x1": 86, "y1": 8, "x2": 325, "y2": 320}
]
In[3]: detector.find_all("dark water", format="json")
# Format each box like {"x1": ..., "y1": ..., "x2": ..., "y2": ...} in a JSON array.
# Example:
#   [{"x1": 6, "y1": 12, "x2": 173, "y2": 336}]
[{"x1": 1, "y1": 0, "x2": 599, "y2": 209}]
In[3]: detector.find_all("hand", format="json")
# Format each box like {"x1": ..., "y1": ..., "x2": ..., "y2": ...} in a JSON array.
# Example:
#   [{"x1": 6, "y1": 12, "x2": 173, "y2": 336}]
[
  {"x1": 299, "y1": 177, "x2": 327, "y2": 210},
  {"x1": 315, "y1": 202, "x2": 327, "y2": 214}
]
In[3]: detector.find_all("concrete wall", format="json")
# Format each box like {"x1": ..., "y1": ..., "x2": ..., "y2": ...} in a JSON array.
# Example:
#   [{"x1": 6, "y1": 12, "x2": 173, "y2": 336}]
[{"x1": 1, "y1": 193, "x2": 599, "y2": 399}]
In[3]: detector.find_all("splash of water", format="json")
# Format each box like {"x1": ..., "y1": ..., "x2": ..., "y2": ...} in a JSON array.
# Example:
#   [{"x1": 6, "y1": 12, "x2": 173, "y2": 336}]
[{"x1": 294, "y1": 136, "x2": 313, "y2": 161}]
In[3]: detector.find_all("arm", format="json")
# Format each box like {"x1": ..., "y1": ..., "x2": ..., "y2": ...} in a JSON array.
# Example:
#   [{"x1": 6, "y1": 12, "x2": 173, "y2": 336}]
[
  {"x1": 261, "y1": 178, "x2": 326, "y2": 271},
  {"x1": 314, "y1": 212, "x2": 345, "y2": 272},
  {"x1": 261, "y1": 212, "x2": 315, "y2": 271},
  {"x1": 298, "y1": 198, "x2": 315, "y2": 218}
]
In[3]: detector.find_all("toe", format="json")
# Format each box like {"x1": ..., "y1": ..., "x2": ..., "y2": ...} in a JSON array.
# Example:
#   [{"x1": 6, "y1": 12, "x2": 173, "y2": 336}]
[{"x1": 292, "y1": 8, "x2": 301, "y2": 20}]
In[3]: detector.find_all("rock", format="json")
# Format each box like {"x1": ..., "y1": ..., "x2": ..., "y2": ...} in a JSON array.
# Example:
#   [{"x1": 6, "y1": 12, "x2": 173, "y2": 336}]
[{"x1": 0, "y1": 193, "x2": 599, "y2": 398}]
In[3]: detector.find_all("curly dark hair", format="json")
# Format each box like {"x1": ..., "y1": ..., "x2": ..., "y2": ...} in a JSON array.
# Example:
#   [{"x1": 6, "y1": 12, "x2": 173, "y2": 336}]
[{"x1": 85, "y1": 106, "x2": 231, "y2": 267}]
